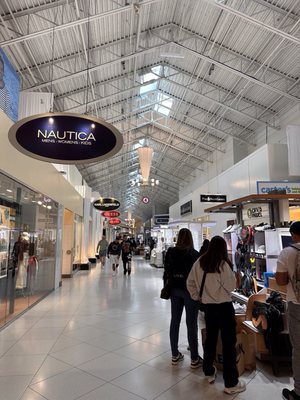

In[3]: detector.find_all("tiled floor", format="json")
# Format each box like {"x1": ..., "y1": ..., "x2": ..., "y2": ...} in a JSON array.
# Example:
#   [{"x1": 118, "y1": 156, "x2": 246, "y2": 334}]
[{"x1": 0, "y1": 256, "x2": 293, "y2": 400}]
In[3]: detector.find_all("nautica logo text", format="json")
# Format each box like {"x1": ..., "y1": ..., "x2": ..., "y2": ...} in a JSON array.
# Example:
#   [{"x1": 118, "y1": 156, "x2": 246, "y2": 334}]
[{"x1": 37, "y1": 130, "x2": 96, "y2": 141}]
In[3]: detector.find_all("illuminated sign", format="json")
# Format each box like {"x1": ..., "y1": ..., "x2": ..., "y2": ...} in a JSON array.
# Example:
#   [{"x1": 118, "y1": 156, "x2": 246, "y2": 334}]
[
  {"x1": 93, "y1": 198, "x2": 120, "y2": 211},
  {"x1": 101, "y1": 211, "x2": 120, "y2": 218},
  {"x1": 108, "y1": 218, "x2": 121, "y2": 225},
  {"x1": 8, "y1": 112, "x2": 123, "y2": 164}
]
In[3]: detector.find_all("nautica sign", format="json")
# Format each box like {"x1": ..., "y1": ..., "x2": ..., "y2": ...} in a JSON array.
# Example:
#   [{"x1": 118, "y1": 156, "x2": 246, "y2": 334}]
[{"x1": 8, "y1": 112, "x2": 123, "y2": 164}]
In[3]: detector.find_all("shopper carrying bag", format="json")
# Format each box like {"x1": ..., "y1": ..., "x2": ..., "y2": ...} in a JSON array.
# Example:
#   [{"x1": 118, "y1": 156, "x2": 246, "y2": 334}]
[
  {"x1": 163, "y1": 228, "x2": 201, "y2": 368},
  {"x1": 187, "y1": 235, "x2": 246, "y2": 395}
]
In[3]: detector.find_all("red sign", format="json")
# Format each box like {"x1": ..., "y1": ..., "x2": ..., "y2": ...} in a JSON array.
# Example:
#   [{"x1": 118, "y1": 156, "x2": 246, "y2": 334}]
[
  {"x1": 102, "y1": 211, "x2": 120, "y2": 218},
  {"x1": 108, "y1": 218, "x2": 121, "y2": 225}
]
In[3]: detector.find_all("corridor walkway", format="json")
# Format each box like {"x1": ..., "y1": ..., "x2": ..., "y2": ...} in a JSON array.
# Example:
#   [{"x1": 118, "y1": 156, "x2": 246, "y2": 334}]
[{"x1": 0, "y1": 256, "x2": 292, "y2": 400}]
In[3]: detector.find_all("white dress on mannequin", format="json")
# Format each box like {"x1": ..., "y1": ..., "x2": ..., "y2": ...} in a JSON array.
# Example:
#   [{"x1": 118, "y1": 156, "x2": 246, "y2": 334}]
[{"x1": 16, "y1": 251, "x2": 29, "y2": 289}]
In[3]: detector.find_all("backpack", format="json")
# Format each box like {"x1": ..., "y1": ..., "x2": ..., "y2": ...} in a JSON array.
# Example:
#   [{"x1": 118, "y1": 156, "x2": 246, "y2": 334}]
[
  {"x1": 289, "y1": 244, "x2": 300, "y2": 302},
  {"x1": 240, "y1": 272, "x2": 255, "y2": 297}
]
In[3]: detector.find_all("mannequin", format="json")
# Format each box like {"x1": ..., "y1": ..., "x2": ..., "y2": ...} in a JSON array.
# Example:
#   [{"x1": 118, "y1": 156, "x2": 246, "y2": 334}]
[{"x1": 14, "y1": 232, "x2": 30, "y2": 290}]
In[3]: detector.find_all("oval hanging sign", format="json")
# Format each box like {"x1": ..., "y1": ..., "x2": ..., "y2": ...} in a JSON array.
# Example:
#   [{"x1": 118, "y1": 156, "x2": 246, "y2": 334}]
[
  {"x1": 108, "y1": 218, "x2": 121, "y2": 225},
  {"x1": 93, "y1": 197, "x2": 120, "y2": 211},
  {"x1": 101, "y1": 211, "x2": 120, "y2": 218},
  {"x1": 8, "y1": 112, "x2": 123, "y2": 164}
]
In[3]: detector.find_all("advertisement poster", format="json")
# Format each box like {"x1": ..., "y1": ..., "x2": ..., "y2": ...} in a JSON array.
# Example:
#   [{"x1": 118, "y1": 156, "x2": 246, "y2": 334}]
[{"x1": 0, "y1": 48, "x2": 20, "y2": 122}]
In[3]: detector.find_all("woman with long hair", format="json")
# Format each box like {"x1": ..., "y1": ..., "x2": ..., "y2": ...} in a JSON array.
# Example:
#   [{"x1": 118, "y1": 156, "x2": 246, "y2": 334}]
[
  {"x1": 187, "y1": 235, "x2": 246, "y2": 395},
  {"x1": 163, "y1": 228, "x2": 201, "y2": 368}
]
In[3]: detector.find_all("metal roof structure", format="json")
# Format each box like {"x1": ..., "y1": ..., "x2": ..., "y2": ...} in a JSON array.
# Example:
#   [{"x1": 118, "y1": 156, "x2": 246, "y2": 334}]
[{"x1": 1, "y1": 0, "x2": 300, "y2": 221}]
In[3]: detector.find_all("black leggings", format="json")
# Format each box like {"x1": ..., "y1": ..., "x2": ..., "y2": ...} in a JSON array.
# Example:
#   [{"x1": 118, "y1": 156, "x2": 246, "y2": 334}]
[{"x1": 203, "y1": 302, "x2": 238, "y2": 388}]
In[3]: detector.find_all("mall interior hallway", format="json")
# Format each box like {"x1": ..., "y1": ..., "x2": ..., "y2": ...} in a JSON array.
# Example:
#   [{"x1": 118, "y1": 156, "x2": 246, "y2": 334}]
[{"x1": 0, "y1": 256, "x2": 293, "y2": 400}]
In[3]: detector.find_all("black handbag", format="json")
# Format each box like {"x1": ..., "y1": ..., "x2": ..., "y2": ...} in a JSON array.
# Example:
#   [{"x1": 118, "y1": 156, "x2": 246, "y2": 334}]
[
  {"x1": 160, "y1": 282, "x2": 171, "y2": 300},
  {"x1": 198, "y1": 272, "x2": 207, "y2": 311}
]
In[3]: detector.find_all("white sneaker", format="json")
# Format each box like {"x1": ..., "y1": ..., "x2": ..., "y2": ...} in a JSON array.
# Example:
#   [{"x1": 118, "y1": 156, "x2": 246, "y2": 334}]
[
  {"x1": 112, "y1": 271, "x2": 116, "y2": 276},
  {"x1": 223, "y1": 225, "x2": 232, "y2": 233},
  {"x1": 207, "y1": 366, "x2": 217, "y2": 384},
  {"x1": 224, "y1": 380, "x2": 246, "y2": 395},
  {"x1": 228, "y1": 224, "x2": 240, "y2": 233}
]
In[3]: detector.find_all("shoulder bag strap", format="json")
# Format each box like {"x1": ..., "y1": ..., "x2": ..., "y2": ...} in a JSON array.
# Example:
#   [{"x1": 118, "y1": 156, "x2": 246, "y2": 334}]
[{"x1": 199, "y1": 271, "x2": 207, "y2": 299}]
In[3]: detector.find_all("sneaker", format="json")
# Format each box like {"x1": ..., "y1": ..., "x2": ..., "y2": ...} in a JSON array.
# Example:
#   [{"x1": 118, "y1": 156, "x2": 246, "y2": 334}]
[
  {"x1": 207, "y1": 366, "x2": 217, "y2": 383},
  {"x1": 282, "y1": 388, "x2": 300, "y2": 400},
  {"x1": 224, "y1": 380, "x2": 246, "y2": 395},
  {"x1": 128, "y1": 268, "x2": 131, "y2": 275},
  {"x1": 190, "y1": 356, "x2": 203, "y2": 369},
  {"x1": 223, "y1": 225, "x2": 232, "y2": 233},
  {"x1": 112, "y1": 271, "x2": 116, "y2": 276},
  {"x1": 172, "y1": 352, "x2": 184, "y2": 365},
  {"x1": 123, "y1": 269, "x2": 127, "y2": 275}
]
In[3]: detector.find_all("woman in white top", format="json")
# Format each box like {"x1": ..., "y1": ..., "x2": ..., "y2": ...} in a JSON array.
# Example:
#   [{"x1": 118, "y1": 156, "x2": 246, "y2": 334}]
[{"x1": 187, "y1": 235, "x2": 246, "y2": 395}]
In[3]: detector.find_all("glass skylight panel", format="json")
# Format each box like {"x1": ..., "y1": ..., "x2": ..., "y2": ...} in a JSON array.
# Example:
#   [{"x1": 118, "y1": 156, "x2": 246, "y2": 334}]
[{"x1": 154, "y1": 94, "x2": 173, "y2": 116}]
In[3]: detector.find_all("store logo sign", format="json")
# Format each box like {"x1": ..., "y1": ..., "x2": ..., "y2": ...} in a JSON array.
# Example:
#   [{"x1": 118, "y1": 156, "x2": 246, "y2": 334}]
[
  {"x1": 93, "y1": 198, "x2": 120, "y2": 211},
  {"x1": 101, "y1": 211, "x2": 120, "y2": 217},
  {"x1": 200, "y1": 194, "x2": 227, "y2": 203},
  {"x1": 180, "y1": 200, "x2": 192, "y2": 216},
  {"x1": 8, "y1": 112, "x2": 123, "y2": 164},
  {"x1": 108, "y1": 218, "x2": 121, "y2": 225},
  {"x1": 257, "y1": 180, "x2": 300, "y2": 194}
]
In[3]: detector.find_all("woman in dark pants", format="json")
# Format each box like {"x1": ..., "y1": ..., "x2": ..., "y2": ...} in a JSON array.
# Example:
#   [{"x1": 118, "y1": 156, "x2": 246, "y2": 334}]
[
  {"x1": 163, "y1": 228, "x2": 201, "y2": 368},
  {"x1": 187, "y1": 236, "x2": 246, "y2": 395}
]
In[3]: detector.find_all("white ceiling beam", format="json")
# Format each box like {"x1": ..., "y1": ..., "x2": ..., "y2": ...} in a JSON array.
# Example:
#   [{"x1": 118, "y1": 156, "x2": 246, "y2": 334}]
[
  {"x1": 204, "y1": 0, "x2": 300, "y2": 46},
  {"x1": 0, "y1": 0, "x2": 165, "y2": 47}
]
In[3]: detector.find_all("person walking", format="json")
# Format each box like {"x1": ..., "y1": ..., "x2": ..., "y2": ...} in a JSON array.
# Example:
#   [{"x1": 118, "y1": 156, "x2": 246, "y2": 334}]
[
  {"x1": 107, "y1": 237, "x2": 121, "y2": 276},
  {"x1": 121, "y1": 235, "x2": 133, "y2": 275},
  {"x1": 96, "y1": 235, "x2": 108, "y2": 267},
  {"x1": 187, "y1": 235, "x2": 246, "y2": 395},
  {"x1": 276, "y1": 221, "x2": 300, "y2": 400},
  {"x1": 163, "y1": 228, "x2": 201, "y2": 368}
]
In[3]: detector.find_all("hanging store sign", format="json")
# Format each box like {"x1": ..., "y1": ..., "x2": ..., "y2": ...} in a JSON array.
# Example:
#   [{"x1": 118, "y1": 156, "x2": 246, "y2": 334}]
[
  {"x1": 108, "y1": 218, "x2": 121, "y2": 225},
  {"x1": 101, "y1": 211, "x2": 120, "y2": 218},
  {"x1": 180, "y1": 200, "x2": 192, "y2": 216},
  {"x1": 8, "y1": 112, "x2": 123, "y2": 164},
  {"x1": 200, "y1": 194, "x2": 227, "y2": 203},
  {"x1": 93, "y1": 198, "x2": 120, "y2": 211}
]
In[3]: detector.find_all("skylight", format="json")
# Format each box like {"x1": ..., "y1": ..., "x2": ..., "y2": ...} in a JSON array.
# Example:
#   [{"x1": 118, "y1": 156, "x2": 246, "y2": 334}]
[
  {"x1": 154, "y1": 93, "x2": 173, "y2": 116},
  {"x1": 139, "y1": 65, "x2": 173, "y2": 115}
]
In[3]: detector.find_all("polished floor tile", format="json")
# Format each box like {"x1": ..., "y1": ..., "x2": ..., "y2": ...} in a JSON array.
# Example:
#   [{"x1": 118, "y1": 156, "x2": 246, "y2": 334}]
[{"x1": 0, "y1": 257, "x2": 294, "y2": 400}]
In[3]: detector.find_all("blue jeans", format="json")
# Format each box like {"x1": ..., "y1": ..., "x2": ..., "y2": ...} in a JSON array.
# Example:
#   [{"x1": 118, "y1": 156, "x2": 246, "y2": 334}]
[{"x1": 170, "y1": 287, "x2": 199, "y2": 360}]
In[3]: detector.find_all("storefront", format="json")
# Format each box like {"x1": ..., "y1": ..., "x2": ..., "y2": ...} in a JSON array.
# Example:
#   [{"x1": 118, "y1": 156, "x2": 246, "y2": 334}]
[{"x1": 0, "y1": 171, "x2": 58, "y2": 328}]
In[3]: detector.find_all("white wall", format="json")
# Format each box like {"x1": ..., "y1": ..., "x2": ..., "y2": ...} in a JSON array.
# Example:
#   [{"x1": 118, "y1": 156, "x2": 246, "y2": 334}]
[
  {"x1": 170, "y1": 143, "x2": 291, "y2": 236},
  {"x1": 0, "y1": 111, "x2": 84, "y2": 216}
]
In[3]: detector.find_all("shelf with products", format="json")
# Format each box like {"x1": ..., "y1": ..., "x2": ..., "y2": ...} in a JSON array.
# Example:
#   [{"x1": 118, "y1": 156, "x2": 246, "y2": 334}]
[{"x1": 205, "y1": 193, "x2": 299, "y2": 302}]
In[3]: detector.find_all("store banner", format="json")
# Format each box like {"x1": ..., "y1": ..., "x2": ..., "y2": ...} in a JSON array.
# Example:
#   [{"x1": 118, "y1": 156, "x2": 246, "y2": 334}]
[
  {"x1": 200, "y1": 194, "x2": 227, "y2": 202},
  {"x1": 93, "y1": 198, "x2": 120, "y2": 211},
  {"x1": 0, "y1": 49, "x2": 20, "y2": 122},
  {"x1": 8, "y1": 112, "x2": 123, "y2": 164},
  {"x1": 108, "y1": 218, "x2": 121, "y2": 225},
  {"x1": 257, "y1": 181, "x2": 300, "y2": 194},
  {"x1": 101, "y1": 211, "x2": 120, "y2": 218}
]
